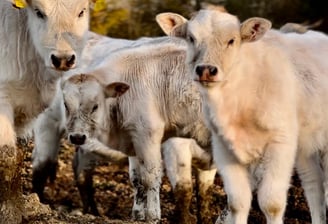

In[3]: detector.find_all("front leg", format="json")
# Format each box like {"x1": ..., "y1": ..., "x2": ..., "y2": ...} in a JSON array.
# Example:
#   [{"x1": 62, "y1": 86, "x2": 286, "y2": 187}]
[
  {"x1": 257, "y1": 141, "x2": 297, "y2": 224},
  {"x1": 212, "y1": 136, "x2": 252, "y2": 224},
  {"x1": 32, "y1": 95, "x2": 64, "y2": 202},
  {"x1": 0, "y1": 100, "x2": 23, "y2": 224},
  {"x1": 132, "y1": 126, "x2": 164, "y2": 222},
  {"x1": 72, "y1": 148, "x2": 99, "y2": 215},
  {"x1": 129, "y1": 156, "x2": 146, "y2": 220},
  {"x1": 80, "y1": 138, "x2": 127, "y2": 163}
]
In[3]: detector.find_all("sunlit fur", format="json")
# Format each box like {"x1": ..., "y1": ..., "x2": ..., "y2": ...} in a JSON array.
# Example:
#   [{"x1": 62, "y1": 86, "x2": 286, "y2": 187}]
[{"x1": 157, "y1": 9, "x2": 328, "y2": 224}]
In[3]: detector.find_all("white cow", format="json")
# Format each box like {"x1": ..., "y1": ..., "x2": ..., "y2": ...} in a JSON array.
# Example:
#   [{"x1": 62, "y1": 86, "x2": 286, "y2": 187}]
[
  {"x1": 33, "y1": 36, "x2": 216, "y2": 223},
  {"x1": 0, "y1": 0, "x2": 92, "y2": 222},
  {"x1": 156, "y1": 9, "x2": 328, "y2": 224}
]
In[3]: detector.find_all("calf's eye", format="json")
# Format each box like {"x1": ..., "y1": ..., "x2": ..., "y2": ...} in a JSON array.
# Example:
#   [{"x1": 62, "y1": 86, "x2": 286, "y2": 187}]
[
  {"x1": 187, "y1": 34, "x2": 195, "y2": 44},
  {"x1": 35, "y1": 9, "x2": 45, "y2": 19},
  {"x1": 228, "y1": 38, "x2": 234, "y2": 46},
  {"x1": 91, "y1": 104, "x2": 98, "y2": 113},
  {"x1": 78, "y1": 9, "x2": 85, "y2": 18}
]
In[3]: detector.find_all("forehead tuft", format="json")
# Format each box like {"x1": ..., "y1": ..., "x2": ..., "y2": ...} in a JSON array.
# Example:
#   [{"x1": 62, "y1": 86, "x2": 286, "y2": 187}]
[
  {"x1": 190, "y1": 10, "x2": 239, "y2": 33},
  {"x1": 67, "y1": 74, "x2": 98, "y2": 84}
]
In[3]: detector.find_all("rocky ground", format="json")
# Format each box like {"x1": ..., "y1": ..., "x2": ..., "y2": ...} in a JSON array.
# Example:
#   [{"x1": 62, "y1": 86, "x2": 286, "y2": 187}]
[{"x1": 19, "y1": 139, "x2": 322, "y2": 224}]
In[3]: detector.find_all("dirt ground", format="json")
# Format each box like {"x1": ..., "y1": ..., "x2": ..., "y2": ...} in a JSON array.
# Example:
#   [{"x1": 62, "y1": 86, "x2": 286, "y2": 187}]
[{"x1": 19, "y1": 139, "x2": 324, "y2": 224}]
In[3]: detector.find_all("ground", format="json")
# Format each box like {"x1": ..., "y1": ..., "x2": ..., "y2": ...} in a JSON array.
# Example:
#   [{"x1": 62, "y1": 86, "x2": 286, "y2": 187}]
[{"x1": 19, "y1": 139, "x2": 323, "y2": 224}]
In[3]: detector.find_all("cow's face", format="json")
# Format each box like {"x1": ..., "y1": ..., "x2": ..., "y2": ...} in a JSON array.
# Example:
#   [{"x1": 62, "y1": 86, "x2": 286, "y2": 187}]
[
  {"x1": 61, "y1": 74, "x2": 129, "y2": 145},
  {"x1": 156, "y1": 10, "x2": 271, "y2": 88},
  {"x1": 13, "y1": 0, "x2": 90, "y2": 71}
]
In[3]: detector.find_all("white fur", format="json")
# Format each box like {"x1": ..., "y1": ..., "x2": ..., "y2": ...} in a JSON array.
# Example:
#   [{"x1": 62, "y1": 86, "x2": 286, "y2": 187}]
[
  {"x1": 34, "y1": 36, "x2": 214, "y2": 222},
  {"x1": 156, "y1": 9, "x2": 328, "y2": 224},
  {"x1": 0, "y1": 0, "x2": 91, "y2": 148}
]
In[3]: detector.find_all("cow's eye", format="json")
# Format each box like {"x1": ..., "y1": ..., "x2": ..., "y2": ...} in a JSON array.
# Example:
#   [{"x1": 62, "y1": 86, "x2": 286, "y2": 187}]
[
  {"x1": 78, "y1": 9, "x2": 86, "y2": 18},
  {"x1": 228, "y1": 38, "x2": 234, "y2": 46},
  {"x1": 64, "y1": 102, "x2": 69, "y2": 113},
  {"x1": 187, "y1": 34, "x2": 195, "y2": 44},
  {"x1": 91, "y1": 104, "x2": 98, "y2": 113},
  {"x1": 35, "y1": 9, "x2": 45, "y2": 19}
]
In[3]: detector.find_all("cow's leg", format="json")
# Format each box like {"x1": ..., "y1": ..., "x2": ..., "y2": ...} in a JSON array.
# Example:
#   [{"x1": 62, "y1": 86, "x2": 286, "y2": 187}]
[
  {"x1": 132, "y1": 124, "x2": 164, "y2": 222},
  {"x1": 72, "y1": 148, "x2": 99, "y2": 215},
  {"x1": 162, "y1": 138, "x2": 196, "y2": 224},
  {"x1": 257, "y1": 142, "x2": 297, "y2": 224},
  {"x1": 0, "y1": 101, "x2": 23, "y2": 224},
  {"x1": 296, "y1": 151, "x2": 325, "y2": 224},
  {"x1": 195, "y1": 168, "x2": 216, "y2": 224},
  {"x1": 212, "y1": 136, "x2": 251, "y2": 224},
  {"x1": 322, "y1": 150, "x2": 328, "y2": 209},
  {"x1": 32, "y1": 105, "x2": 64, "y2": 202},
  {"x1": 129, "y1": 156, "x2": 146, "y2": 220}
]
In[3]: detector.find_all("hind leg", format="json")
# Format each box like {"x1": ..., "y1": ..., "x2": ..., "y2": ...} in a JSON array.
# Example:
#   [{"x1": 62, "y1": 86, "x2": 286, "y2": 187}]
[
  {"x1": 296, "y1": 151, "x2": 325, "y2": 224},
  {"x1": 162, "y1": 138, "x2": 196, "y2": 224},
  {"x1": 195, "y1": 168, "x2": 217, "y2": 224}
]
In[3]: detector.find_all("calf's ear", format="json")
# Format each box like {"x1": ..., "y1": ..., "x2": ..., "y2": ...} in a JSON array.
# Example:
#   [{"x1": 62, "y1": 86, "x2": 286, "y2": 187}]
[
  {"x1": 11, "y1": 0, "x2": 27, "y2": 9},
  {"x1": 104, "y1": 82, "x2": 130, "y2": 98},
  {"x1": 240, "y1": 17, "x2": 272, "y2": 42},
  {"x1": 156, "y1": 12, "x2": 188, "y2": 37}
]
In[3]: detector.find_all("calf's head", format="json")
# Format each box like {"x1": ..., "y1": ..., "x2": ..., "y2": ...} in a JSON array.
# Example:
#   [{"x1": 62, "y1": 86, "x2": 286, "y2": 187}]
[
  {"x1": 60, "y1": 74, "x2": 129, "y2": 145},
  {"x1": 11, "y1": 0, "x2": 92, "y2": 71},
  {"x1": 156, "y1": 10, "x2": 271, "y2": 87}
]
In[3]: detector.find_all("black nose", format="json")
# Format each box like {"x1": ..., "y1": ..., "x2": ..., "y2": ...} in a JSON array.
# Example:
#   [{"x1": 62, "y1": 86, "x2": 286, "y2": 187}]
[
  {"x1": 69, "y1": 134, "x2": 86, "y2": 145},
  {"x1": 195, "y1": 65, "x2": 218, "y2": 77},
  {"x1": 51, "y1": 54, "x2": 75, "y2": 70}
]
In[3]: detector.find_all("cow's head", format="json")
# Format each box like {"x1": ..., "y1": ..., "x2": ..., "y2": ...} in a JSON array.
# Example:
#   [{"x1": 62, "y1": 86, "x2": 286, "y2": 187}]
[
  {"x1": 156, "y1": 10, "x2": 271, "y2": 87},
  {"x1": 11, "y1": 0, "x2": 93, "y2": 71},
  {"x1": 60, "y1": 74, "x2": 129, "y2": 145}
]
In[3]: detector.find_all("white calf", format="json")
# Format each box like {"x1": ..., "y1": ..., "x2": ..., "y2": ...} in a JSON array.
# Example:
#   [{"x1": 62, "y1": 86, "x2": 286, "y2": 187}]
[
  {"x1": 157, "y1": 9, "x2": 328, "y2": 224},
  {"x1": 0, "y1": 0, "x2": 90, "y2": 222},
  {"x1": 34, "y1": 36, "x2": 215, "y2": 223}
]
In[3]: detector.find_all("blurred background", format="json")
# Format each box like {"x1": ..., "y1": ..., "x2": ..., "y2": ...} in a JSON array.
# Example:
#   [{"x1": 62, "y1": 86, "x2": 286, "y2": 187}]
[{"x1": 90, "y1": 0, "x2": 328, "y2": 39}]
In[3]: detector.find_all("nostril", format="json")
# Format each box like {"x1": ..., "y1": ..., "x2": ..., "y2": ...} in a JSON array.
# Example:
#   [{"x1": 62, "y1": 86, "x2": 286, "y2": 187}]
[
  {"x1": 51, "y1": 54, "x2": 61, "y2": 68},
  {"x1": 209, "y1": 66, "x2": 218, "y2": 76},
  {"x1": 195, "y1": 66, "x2": 204, "y2": 76},
  {"x1": 66, "y1": 55, "x2": 75, "y2": 67},
  {"x1": 69, "y1": 134, "x2": 86, "y2": 145}
]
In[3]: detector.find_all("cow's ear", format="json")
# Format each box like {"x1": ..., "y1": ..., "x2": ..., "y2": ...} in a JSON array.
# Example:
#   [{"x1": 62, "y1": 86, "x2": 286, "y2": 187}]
[
  {"x1": 240, "y1": 17, "x2": 271, "y2": 42},
  {"x1": 156, "y1": 12, "x2": 188, "y2": 37},
  {"x1": 104, "y1": 82, "x2": 129, "y2": 98},
  {"x1": 11, "y1": 0, "x2": 27, "y2": 9}
]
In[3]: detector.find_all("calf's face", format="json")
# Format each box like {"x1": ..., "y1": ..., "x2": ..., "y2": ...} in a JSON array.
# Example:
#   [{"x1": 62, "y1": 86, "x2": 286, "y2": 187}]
[
  {"x1": 12, "y1": 0, "x2": 91, "y2": 71},
  {"x1": 61, "y1": 74, "x2": 129, "y2": 145},
  {"x1": 156, "y1": 10, "x2": 271, "y2": 88}
]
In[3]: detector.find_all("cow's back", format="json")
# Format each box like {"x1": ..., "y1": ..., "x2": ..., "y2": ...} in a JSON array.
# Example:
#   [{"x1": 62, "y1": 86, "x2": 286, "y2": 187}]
[
  {"x1": 265, "y1": 30, "x2": 328, "y2": 154},
  {"x1": 95, "y1": 36, "x2": 211, "y2": 149}
]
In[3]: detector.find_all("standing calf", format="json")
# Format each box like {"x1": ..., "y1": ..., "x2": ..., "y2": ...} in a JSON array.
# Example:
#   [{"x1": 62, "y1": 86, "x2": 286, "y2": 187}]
[
  {"x1": 157, "y1": 9, "x2": 328, "y2": 224},
  {"x1": 33, "y1": 37, "x2": 216, "y2": 223}
]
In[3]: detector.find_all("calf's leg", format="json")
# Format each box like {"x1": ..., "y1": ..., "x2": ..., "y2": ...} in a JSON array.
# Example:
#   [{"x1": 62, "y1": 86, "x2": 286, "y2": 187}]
[
  {"x1": 32, "y1": 108, "x2": 63, "y2": 202},
  {"x1": 162, "y1": 138, "x2": 196, "y2": 224},
  {"x1": 72, "y1": 148, "x2": 99, "y2": 215},
  {"x1": 257, "y1": 142, "x2": 297, "y2": 224},
  {"x1": 212, "y1": 136, "x2": 251, "y2": 224}
]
